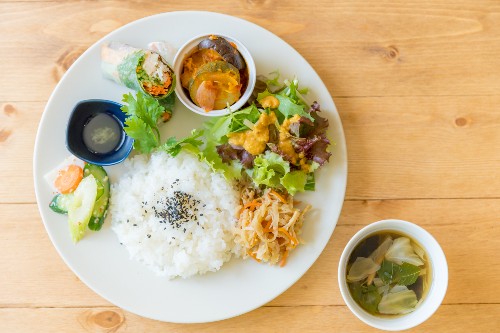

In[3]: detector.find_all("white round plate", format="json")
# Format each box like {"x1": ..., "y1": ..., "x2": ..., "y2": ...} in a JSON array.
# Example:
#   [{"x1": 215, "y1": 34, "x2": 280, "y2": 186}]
[{"x1": 33, "y1": 11, "x2": 347, "y2": 323}]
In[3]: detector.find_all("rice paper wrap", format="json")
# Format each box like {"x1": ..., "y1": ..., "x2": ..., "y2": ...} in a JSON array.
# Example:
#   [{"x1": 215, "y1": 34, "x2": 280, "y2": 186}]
[{"x1": 101, "y1": 41, "x2": 176, "y2": 115}]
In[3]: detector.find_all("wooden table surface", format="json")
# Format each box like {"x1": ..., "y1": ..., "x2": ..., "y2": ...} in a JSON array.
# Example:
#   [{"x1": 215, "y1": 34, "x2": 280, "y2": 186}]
[{"x1": 2, "y1": 1, "x2": 500, "y2": 332}]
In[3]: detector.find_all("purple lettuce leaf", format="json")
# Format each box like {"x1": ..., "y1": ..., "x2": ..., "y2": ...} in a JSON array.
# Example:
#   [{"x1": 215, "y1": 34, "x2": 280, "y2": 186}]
[
  {"x1": 216, "y1": 143, "x2": 255, "y2": 168},
  {"x1": 291, "y1": 102, "x2": 331, "y2": 165}
]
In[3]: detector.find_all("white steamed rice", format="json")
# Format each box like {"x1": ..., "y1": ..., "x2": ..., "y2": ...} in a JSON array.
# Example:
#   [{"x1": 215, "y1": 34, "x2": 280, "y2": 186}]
[{"x1": 109, "y1": 151, "x2": 240, "y2": 278}]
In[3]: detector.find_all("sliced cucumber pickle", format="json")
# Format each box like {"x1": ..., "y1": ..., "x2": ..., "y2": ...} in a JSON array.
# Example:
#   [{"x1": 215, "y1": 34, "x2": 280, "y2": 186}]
[
  {"x1": 68, "y1": 175, "x2": 98, "y2": 243},
  {"x1": 83, "y1": 164, "x2": 110, "y2": 231},
  {"x1": 95, "y1": 179, "x2": 104, "y2": 200},
  {"x1": 49, "y1": 193, "x2": 73, "y2": 214}
]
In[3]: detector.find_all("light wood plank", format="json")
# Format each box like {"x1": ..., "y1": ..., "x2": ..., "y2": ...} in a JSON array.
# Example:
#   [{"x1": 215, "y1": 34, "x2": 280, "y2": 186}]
[
  {"x1": 1, "y1": 199, "x2": 498, "y2": 307},
  {"x1": 2, "y1": 95, "x2": 499, "y2": 203},
  {"x1": 1, "y1": 1, "x2": 500, "y2": 101},
  {"x1": 0, "y1": 102, "x2": 42, "y2": 203},
  {"x1": 338, "y1": 95, "x2": 500, "y2": 199},
  {"x1": 0, "y1": 304, "x2": 498, "y2": 333}
]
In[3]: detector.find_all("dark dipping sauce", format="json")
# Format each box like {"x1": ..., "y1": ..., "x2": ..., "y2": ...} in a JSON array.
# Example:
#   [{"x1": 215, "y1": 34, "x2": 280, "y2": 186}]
[{"x1": 82, "y1": 113, "x2": 122, "y2": 154}]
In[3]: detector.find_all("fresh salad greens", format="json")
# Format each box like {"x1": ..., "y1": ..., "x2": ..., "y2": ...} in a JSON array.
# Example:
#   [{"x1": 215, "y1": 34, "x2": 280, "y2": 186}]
[
  {"x1": 256, "y1": 77, "x2": 314, "y2": 122},
  {"x1": 199, "y1": 74, "x2": 331, "y2": 194},
  {"x1": 120, "y1": 73, "x2": 332, "y2": 195}
]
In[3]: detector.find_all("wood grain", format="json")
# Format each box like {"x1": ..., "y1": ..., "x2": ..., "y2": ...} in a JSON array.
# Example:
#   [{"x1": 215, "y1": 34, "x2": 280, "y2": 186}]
[
  {"x1": 338, "y1": 95, "x2": 500, "y2": 199},
  {"x1": 0, "y1": 304, "x2": 498, "y2": 333},
  {"x1": 0, "y1": 102, "x2": 42, "y2": 203},
  {"x1": 1, "y1": 1, "x2": 500, "y2": 101}
]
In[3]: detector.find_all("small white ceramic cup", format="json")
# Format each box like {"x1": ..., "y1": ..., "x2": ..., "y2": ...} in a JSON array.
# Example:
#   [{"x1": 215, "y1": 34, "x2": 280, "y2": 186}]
[
  {"x1": 172, "y1": 33, "x2": 256, "y2": 117},
  {"x1": 338, "y1": 219, "x2": 448, "y2": 331}
]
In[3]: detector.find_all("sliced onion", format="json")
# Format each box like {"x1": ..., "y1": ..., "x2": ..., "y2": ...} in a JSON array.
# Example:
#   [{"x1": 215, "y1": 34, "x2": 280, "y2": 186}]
[
  {"x1": 390, "y1": 285, "x2": 409, "y2": 293},
  {"x1": 243, "y1": 119, "x2": 255, "y2": 130},
  {"x1": 373, "y1": 278, "x2": 384, "y2": 287},
  {"x1": 412, "y1": 242, "x2": 426, "y2": 261},
  {"x1": 377, "y1": 284, "x2": 390, "y2": 295},
  {"x1": 369, "y1": 236, "x2": 393, "y2": 262}
]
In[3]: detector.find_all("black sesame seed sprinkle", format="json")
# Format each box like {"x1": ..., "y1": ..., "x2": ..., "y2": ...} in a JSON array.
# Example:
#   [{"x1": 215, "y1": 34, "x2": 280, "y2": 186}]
[{"x1": 151, "y1": 190, "x2": 202, "y2": 229}]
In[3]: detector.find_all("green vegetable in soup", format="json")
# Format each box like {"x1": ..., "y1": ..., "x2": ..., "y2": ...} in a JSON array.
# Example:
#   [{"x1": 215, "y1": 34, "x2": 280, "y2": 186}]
[
  {"x1": 385, "y1": 237, "x2": 424, "y2": 266},
  {"x1": 346, "y1": 233, "x2": 429, "y2": 317},
  {"x1": 378, "y1": 286, "x2": 418, "y2": 315},
  {"x1": 349, "y1": 282, "x2": 382, "y2": 315}
]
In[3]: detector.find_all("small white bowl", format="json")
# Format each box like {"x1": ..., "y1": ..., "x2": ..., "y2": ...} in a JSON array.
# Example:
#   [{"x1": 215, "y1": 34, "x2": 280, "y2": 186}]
[
  {"x1": 338, "y1": 219, "x2": 448, "y2": 331},
  {"x1": 173, "y1": 33, "x2": 256, "y2": 117}
]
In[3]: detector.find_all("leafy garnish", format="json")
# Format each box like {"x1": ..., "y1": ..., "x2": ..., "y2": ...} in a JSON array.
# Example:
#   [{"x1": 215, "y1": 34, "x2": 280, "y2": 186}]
[
  {"x1": 249, "y1": 151, "x2": 310, "y2": 194},
  {"x1": 276, "y1": 95, "x2": 311, "y2": 120},
  {"x1": 216, "y1": 143, "x2": 255, "y2": 168},
  {"x1": 203, "y1": 105, "x2": 262, "y2": 145},
  {"x1": 281, "y1": 170, "x2": 308, "y2": 195},
  {"x1": 377, "y1": 260, "x2": 401, "y2": 285},
  {"x1": 117, "y1": 51, "x2": 144, "y2": 90},
  {"x1": 251, "y1": 151, "x2": 290, "y2": 188},
  {"x1": 159, "y1": 93, "x2": 175, "y2": 115},
  {"x1": 349, "y1": 282, "x2": 382, "y2": 315},
  {"x1": 121, "y1": 92, "x2": 165, "y2": 153},
  {"x1": 265, "y1": 70, "x2": 281, "y2": 88},
  {"x1": 377, "y1": 260, "x2": 421, "y2": 286},
  {"x1": 305, "y1": 173, "x2": 315, "y2": 191},
  {"x1": 398, "y1": 263, "x2": 421, "y2": 286},
  {"x1": 257, "y1": 89, "x2": 313, "y2": 122},
  {"x1": 160, "y1": 129, "x2": 204, "y2": 156},
  {"x1": 291, "y1": 102, "x2": 331, "y2": 166},
  {"x1": 199, "y1": 140, "x2": 242, "y2": 180}
]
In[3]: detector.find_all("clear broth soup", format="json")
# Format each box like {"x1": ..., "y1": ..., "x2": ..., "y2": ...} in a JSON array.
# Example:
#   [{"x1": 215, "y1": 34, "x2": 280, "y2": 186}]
[{"x1": 346, "y1": 231, "x2": 431, "y2": 317}]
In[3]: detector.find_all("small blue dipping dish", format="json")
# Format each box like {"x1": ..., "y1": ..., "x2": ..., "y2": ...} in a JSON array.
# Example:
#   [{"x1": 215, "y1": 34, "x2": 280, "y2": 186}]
[{"x1": 66, "y1": 99, "x2": 133, "y2": 166}]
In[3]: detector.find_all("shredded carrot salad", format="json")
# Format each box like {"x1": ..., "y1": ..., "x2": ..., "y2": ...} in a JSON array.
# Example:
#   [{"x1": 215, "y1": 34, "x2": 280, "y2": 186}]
[{"x1": 235, "y1": 187, "x2": 311, "y2": 267}]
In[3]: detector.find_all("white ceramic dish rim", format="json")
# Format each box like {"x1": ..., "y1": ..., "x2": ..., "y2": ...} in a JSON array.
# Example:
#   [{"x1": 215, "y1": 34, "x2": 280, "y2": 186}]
[
  {"x1": 338, "y1": 219, "x2": 448, "y2": 331},
  {"x1": 173, "y1": 33, "x2": 257, "y2": 117},
  {"x1": 33, "y1": 11, "x2": 348, "y2": 323}
]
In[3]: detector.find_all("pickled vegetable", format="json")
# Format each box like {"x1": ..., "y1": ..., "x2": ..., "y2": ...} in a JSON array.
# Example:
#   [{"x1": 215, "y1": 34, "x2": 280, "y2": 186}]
[{"x1": 188, "y1": 61, "x2": 241, "y2": 111}]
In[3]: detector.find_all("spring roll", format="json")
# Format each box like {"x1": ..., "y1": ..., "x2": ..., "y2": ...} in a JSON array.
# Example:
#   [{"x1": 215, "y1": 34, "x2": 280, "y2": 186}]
[
  {"x1": 101, "y1": 42, "x2": 176, "y2": 120},
  {"x1": 147, "y1": 41, "x2": 177, "y2": 64}
]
